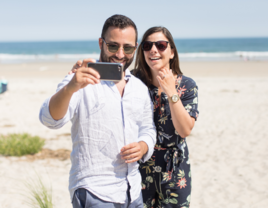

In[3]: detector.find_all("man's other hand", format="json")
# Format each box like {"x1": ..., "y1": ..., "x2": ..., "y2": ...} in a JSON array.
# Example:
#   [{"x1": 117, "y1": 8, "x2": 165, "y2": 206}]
[{"x1": 120, "y1": 141, "x2": 148, "y2": 163}]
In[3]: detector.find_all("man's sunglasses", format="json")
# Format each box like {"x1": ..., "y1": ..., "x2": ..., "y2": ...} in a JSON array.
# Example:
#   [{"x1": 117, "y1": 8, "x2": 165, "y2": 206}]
[
  {"x1": 142, "y1": 41, "x2": 169, "y2": 52},
  {"x1": 102, "y1": 38, "x2": 136, "y2": 55}
]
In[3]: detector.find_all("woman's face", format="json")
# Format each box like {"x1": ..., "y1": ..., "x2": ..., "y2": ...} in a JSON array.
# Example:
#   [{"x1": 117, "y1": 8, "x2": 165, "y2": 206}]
[{"x1": 143, "y1": 32, "x2": 174, "y2": 73}]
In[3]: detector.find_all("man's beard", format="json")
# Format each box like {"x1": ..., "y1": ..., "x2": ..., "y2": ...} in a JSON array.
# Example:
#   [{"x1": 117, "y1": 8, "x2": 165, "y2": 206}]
[{"x1": 100, "y1": 47, "x2": 134, "y2": 71}]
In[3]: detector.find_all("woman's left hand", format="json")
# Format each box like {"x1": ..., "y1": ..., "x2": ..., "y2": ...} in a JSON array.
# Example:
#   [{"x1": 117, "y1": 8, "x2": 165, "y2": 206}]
[{"x1": 157, "y1": 68, "x2": 177, "y2": 97}]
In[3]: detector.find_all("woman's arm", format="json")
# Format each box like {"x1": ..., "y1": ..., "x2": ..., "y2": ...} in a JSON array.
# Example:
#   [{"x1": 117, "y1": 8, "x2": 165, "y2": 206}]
[
  {"x1": 168, "y1": 97, "x2": 195, "y2": 138},
  {"x1": 157, "y1": 68, "x2": 197, "y2": 138}
]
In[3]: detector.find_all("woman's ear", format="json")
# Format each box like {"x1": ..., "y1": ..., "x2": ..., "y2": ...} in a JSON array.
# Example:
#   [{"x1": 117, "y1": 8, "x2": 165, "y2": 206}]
[{"x1": 170, "y1": 48, "x2": 175, "y2": 59}]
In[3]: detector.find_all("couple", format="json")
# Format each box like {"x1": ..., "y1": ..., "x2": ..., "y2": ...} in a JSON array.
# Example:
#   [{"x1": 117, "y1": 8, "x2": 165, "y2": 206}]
[{"x1": 39, "y1": 14, "x2": 199, "y2": 208}]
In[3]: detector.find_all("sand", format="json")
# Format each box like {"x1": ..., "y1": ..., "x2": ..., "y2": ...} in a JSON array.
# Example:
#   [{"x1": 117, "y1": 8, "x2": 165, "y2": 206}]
[{"x1": 0, "y1": 61, "x2": 268, "y2": 208}]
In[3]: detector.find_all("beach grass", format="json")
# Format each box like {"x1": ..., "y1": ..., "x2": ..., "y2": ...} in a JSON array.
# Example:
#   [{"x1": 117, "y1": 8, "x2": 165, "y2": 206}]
[
  {"x1": 24, "y1": 174, "x2": 53, "y2": 208},
  {"x1": 0, "y1": 133, "x2": 45, "y2": 156}
]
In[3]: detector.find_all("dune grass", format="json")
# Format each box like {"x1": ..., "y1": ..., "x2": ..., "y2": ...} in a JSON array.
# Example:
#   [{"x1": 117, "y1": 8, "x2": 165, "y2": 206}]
[
  {"x1": 24, "y1": 174, "x2": 53, "y2": 208},
  {"x1": 0, "y1": 133, "x2": 45, "y2": 156}
]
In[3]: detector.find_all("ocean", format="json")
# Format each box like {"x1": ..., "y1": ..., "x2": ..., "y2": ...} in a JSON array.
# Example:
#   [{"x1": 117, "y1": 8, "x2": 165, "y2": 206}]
[{"x1": 0, "y1": 38, "x2": 268, "y2": 63}]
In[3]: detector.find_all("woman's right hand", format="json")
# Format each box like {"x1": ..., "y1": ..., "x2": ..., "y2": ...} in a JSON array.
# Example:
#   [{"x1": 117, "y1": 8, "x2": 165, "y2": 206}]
[{"x1": 157, "y1": 68, "x2": 177, "y2": 98}]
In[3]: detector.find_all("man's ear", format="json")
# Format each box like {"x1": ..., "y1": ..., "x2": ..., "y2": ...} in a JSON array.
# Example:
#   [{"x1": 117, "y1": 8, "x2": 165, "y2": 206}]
[
  {"x1": 135, "y1": 42, "x2": 139, "y2": 51},
  {"x1": 99, "y1": 38, "x2": 103, "y2": 50}
]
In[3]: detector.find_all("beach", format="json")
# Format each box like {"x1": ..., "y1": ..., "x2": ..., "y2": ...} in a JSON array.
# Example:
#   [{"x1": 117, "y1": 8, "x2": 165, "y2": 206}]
[{"x1": 0, "y1": 61, "x2": 267, "y2": 208}]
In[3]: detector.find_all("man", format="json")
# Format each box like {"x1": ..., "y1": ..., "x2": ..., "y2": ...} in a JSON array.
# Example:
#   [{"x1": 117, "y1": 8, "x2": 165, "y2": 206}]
[{"x1": 39, "y1": 14, "x2": 156, "y2": 208}]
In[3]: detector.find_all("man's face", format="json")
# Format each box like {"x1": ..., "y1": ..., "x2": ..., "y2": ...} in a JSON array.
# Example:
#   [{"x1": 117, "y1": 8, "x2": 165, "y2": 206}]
[{"x1": 99, "y1": 26, "x2": 137, "y2": 71}]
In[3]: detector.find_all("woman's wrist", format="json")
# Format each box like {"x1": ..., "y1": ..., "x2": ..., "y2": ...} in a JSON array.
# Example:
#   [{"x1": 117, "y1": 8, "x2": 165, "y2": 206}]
[{"x1": 166, "y1": 88, "x2": 177, "y2": 98}]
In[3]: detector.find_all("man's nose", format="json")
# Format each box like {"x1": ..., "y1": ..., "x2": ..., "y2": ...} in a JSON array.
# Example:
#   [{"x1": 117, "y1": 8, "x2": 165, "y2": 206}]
[{"x1": 115, "y1": 47, "x2": 125, "y2": 59}]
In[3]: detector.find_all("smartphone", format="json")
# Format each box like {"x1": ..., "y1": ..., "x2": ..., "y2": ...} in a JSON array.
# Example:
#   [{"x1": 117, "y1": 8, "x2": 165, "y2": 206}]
[{"x1": 87, "y1": 62, "x2": 123, "y2": 81}]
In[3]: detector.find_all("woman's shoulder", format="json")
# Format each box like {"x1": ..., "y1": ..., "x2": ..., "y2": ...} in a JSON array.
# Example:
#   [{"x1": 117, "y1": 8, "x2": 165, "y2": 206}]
[
  {"x1": 131, "y1": 69, "x2": 148, "y2": 86},
  {"x1": 130, "y1": 69, "x2": 148, "y2": 88},
  {"x1": 130, "y1": 69, "x2": 141, "y2": 78},
  {"x1": 178, "y1": 74, "x2": 197, "y2": 88}
]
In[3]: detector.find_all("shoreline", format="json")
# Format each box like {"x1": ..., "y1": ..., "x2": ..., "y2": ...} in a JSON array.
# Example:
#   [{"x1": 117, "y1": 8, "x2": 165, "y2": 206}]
[{"x1": 0, "y1": 60, "x2": 268, "y2": 79}]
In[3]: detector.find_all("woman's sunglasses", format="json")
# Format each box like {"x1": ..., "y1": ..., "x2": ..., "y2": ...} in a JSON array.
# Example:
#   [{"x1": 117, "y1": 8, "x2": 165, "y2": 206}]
[
  {"x1": 102, "y1": 38, "x2": 136, "y2": 55},
  {"x1": 142, "y1": 41, "x2": 169, "y2": 52}
]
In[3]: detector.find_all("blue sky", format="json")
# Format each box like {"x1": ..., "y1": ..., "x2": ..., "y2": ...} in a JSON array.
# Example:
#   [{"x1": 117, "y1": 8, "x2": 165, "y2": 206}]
[{"x1": 0, "y1": 0, "x2": 267, "y2": 42}]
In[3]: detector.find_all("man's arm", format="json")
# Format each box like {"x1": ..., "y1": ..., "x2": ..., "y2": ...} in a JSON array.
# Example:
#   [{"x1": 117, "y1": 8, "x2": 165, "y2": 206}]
[
  {"x1": 49, "y1": 84, "x2": 76, "y2": 120},
  {"x1": 49, "y1": 59, "x2": 100, "y2": 120}
]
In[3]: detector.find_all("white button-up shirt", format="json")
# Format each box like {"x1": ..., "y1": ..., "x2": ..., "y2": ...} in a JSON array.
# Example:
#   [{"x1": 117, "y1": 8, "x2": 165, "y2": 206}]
[{"x1": 39, "y1": 69, "x2": 156, "y2": 203}]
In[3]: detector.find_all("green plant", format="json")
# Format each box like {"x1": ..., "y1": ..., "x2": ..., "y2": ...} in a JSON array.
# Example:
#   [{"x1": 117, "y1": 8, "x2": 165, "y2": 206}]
[
  {"x1": 24, "y1": 174, "x2": 53, "y2": 208},
  {"x1": 0, "y1": 133, "x2": 45, "y2": 156}
]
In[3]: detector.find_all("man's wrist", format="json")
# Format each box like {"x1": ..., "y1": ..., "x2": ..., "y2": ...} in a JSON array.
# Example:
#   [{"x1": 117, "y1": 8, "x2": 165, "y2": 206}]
[
  {"x1": 138, "y1": 141, "x2": 148, "y2": 155},
  {"x1": 65, "y1": 82, "x2": 77, "y2": 95}
]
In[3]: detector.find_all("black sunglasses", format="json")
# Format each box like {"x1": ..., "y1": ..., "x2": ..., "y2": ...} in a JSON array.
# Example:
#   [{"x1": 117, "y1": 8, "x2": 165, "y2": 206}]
[
  {"x1": 102, "y1": 38, "x2": 136, "y2": 55},
  {"x1": 142, "y1": 41, "x2": 169, "y2": 52}
]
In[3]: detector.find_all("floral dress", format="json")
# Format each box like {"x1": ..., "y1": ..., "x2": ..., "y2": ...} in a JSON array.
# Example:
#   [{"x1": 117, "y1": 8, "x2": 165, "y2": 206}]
[{"x1": 139, "y1": 75, "x2": 199, "y2": 208}]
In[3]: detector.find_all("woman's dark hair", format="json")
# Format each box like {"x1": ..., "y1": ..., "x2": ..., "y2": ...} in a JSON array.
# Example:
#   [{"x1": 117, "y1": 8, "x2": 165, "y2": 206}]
[
  {"x1": 133, "y1": 26, "x2": 182, "y2": 86},
  {"x1": 101, "y1": 14, "x2": 138, "y2": 43}
]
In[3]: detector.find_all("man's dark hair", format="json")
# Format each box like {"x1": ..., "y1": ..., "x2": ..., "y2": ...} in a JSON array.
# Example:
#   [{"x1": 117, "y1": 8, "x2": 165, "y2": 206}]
[{"x1": 101, "y1": 14, "x2": 138, "y2": 43}]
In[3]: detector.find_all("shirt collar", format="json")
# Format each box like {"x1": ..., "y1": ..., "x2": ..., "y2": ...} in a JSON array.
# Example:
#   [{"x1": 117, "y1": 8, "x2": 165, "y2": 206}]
[{"x1": 124, "y1": 69, "x2": 131, "y2": 81}]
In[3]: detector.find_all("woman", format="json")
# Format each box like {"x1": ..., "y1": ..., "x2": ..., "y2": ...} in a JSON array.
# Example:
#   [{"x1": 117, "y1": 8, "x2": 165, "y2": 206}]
[{"x1": 133, "y1": 27, "x2": 199, "y2": 208}]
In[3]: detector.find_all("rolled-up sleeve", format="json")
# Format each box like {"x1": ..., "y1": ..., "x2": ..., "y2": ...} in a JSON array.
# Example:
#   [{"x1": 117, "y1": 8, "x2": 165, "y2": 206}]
[
  {"x1": 138, "y1": 90, "x2": 156, "y2": 163},
  {"x1": 181, "y1": 79, "x2": 199, "y2": 121},
  {"x1": 39, "y1": 74, "x2": 80, "y2": 129}
]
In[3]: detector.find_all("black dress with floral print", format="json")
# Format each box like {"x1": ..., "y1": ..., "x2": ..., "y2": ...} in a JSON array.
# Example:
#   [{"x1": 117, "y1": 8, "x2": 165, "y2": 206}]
[{"x1": 139, "y1": 75, "x2": 199, "y2": 208}]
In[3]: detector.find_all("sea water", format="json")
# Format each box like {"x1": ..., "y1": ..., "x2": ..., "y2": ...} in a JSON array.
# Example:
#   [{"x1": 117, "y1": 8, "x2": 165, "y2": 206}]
[{"x1": 0, "y1": 38, "x2": 267, "y2": 63}]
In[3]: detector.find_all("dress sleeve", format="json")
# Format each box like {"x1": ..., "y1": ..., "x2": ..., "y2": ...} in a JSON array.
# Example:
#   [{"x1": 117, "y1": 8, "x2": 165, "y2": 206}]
[{"x1": 179, "y1": 77, "x2": 199, "y2": 120}]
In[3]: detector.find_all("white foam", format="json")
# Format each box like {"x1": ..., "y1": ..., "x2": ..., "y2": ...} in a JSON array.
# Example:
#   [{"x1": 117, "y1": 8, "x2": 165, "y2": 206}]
[
  {"x1": 179, "y1": 52, "x2": 268, "y2": 58},
  {"x1": 0, "y1": 53, "x2": 100, "y2": 63},
  {"x1": 234, "y1": 51, "x2": 268, "y2": 57},
  {"x1": 0, "y1": 52, "x2": 268, "y2": 63}
]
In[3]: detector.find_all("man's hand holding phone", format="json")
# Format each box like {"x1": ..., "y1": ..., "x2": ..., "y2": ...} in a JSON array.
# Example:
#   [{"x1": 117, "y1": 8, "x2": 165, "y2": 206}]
[
  {"x1": 68, "y1": 60, "x2": 123, "y2": 84},
  {"x1": 67, "y1": 58, "x2": 100, "y2": 93}
]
